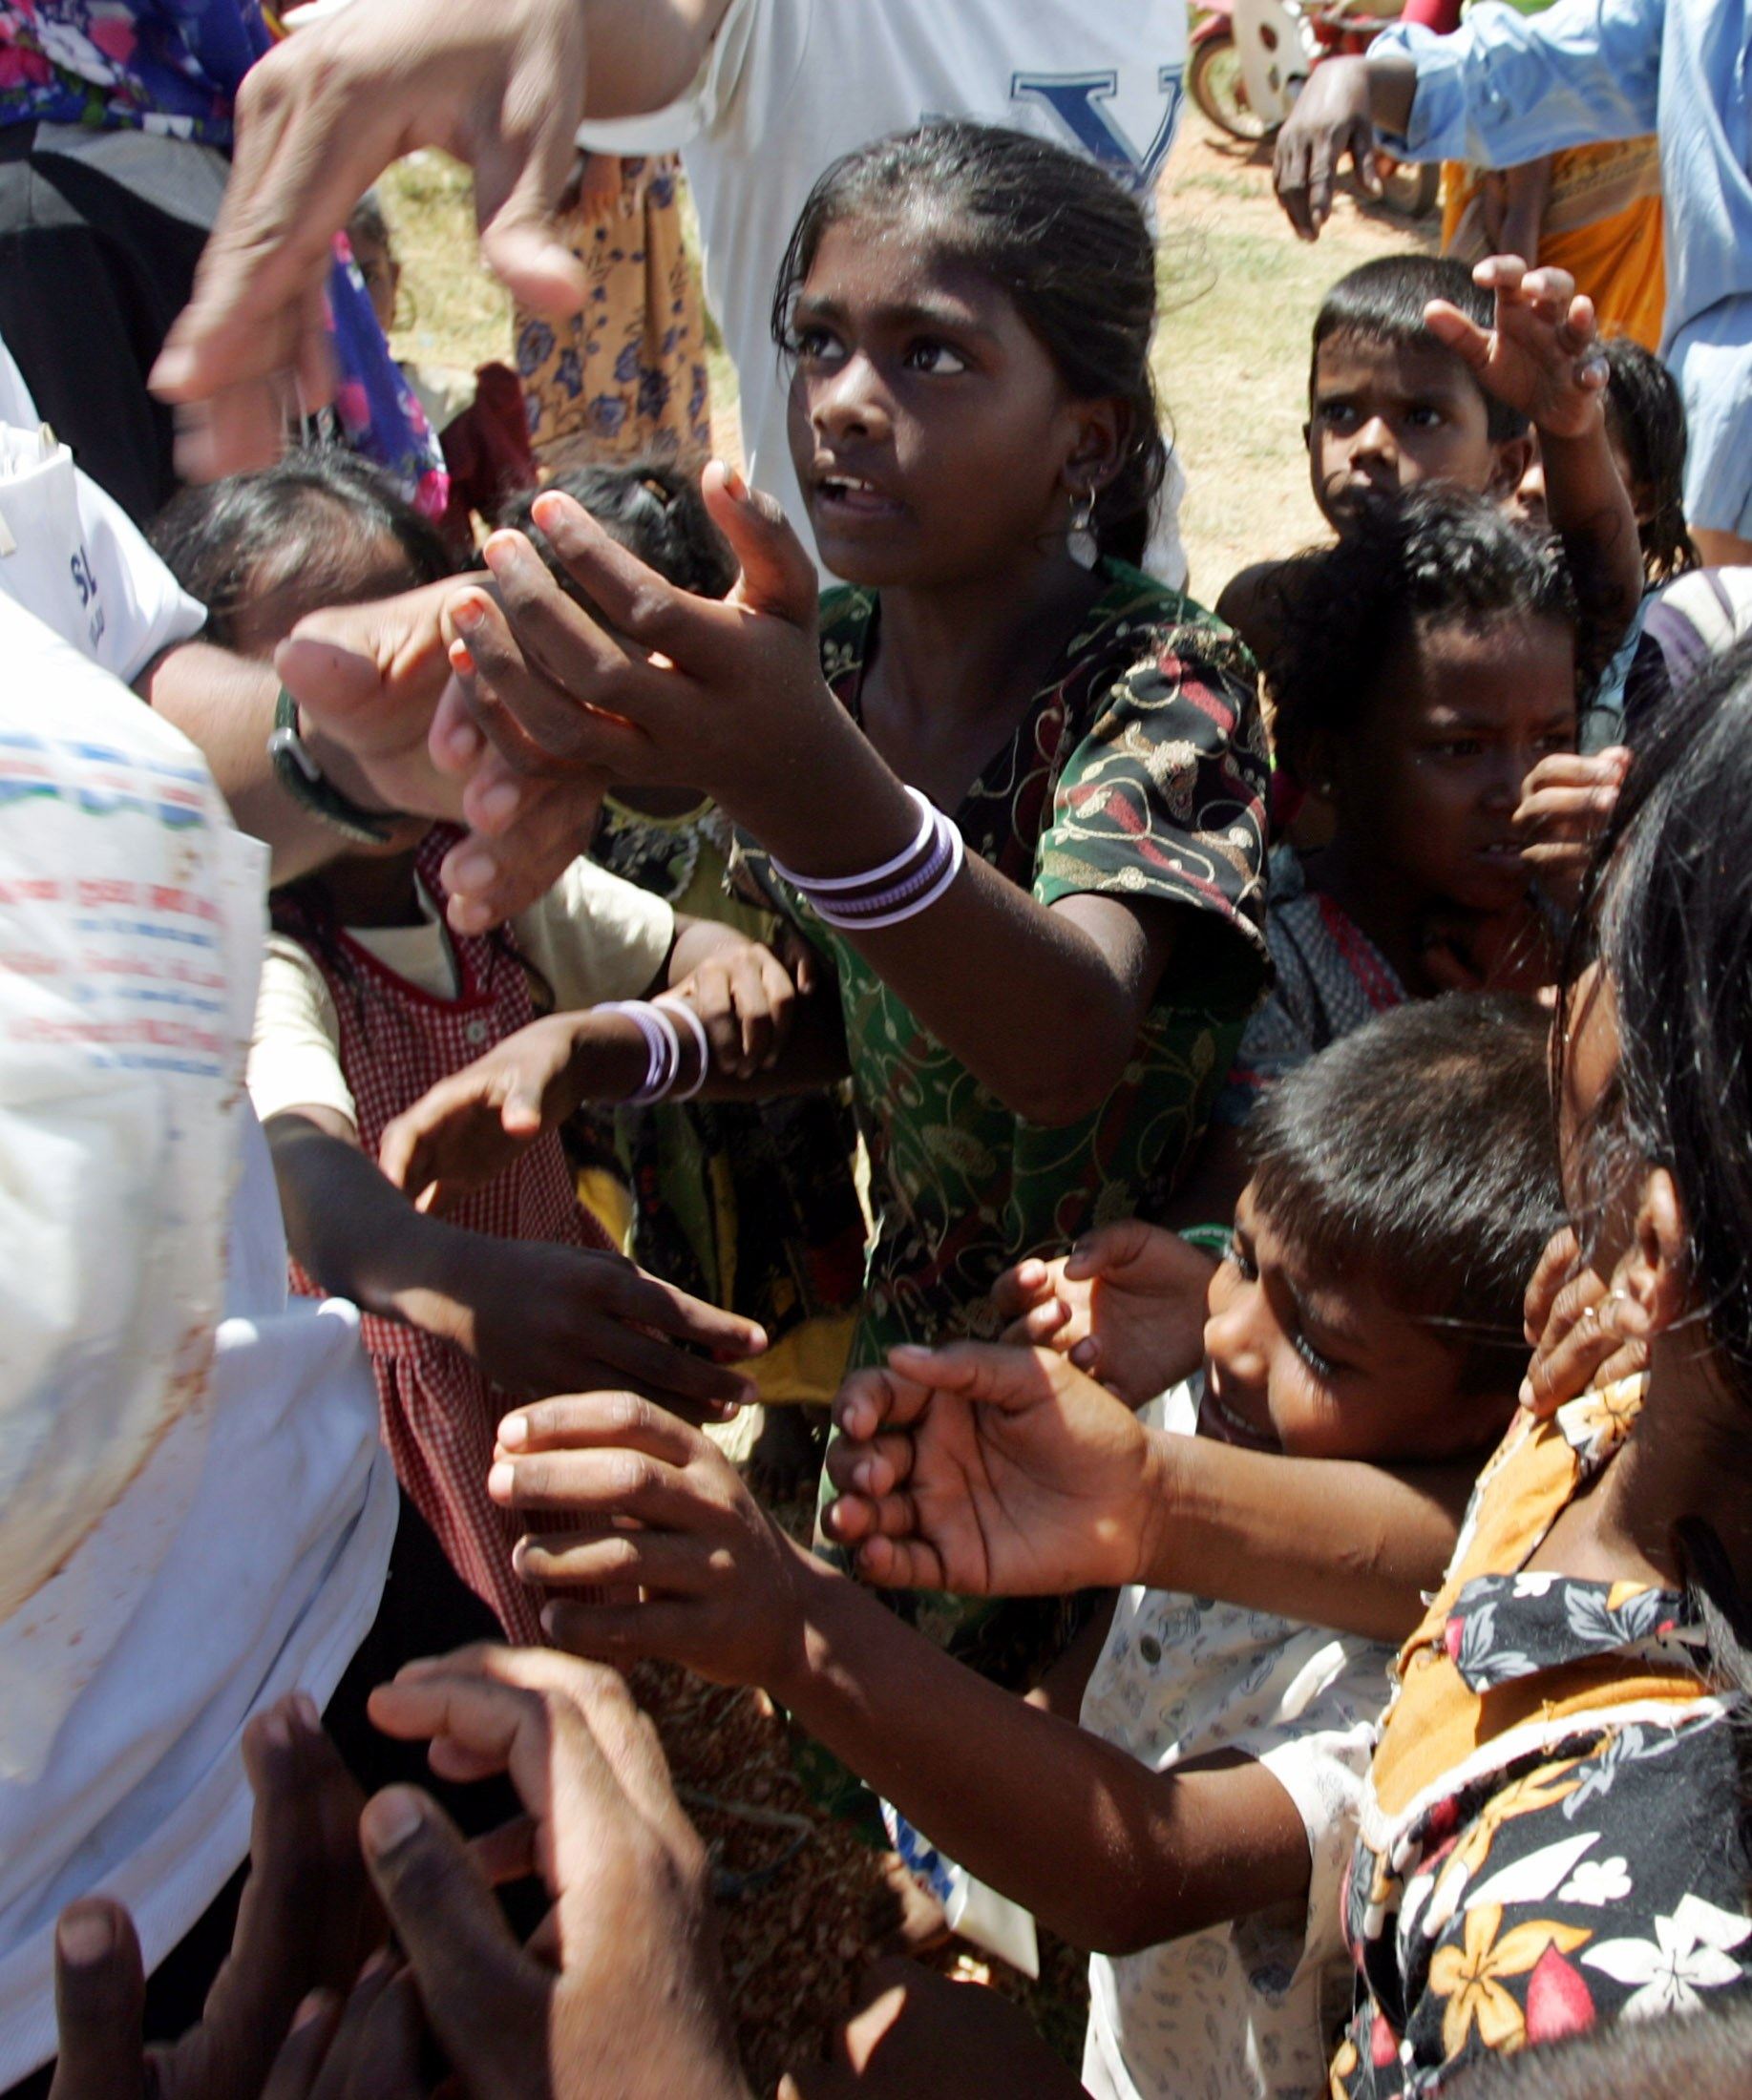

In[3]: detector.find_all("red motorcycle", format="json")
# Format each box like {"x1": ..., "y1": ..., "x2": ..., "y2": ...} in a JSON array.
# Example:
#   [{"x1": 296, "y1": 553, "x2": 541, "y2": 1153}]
[{"x1": 1189, "y1": 0, "x2": 1441, "y2": 218}]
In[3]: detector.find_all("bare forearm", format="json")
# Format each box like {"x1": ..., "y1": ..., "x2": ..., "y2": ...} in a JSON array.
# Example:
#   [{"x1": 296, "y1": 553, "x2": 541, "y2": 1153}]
[
  {"x1": 137, "y1": 642, "x2": 393, "y2": 885},
  {"x1": 1364, "y1": 50, "x2": 1421, "y2": 137},
  {"x1": 1140, "y1": 1434, "x2": 1468, "y2": 1643},
  {"x1": 265, "y1": 1110, "x2": 475, "y2": 1320},
  {"x1": 731, "y1": 737, "x2": 1154, "y2": 1125},
  {"x1": 578, "y1": 0, "x2": 736, "y2": 117},
  {"x1": 770, "y1": 1552, "x2": 1303, "y2": 1952},
  {"x1": 1539, "y1": 420, "x2": 1644, "y2": 667}
]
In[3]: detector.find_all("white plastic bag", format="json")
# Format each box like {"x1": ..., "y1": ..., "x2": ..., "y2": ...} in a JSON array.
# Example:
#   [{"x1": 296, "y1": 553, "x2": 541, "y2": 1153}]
[{"x1": 0, "y1": 600, "x2": 266, "y2": 1779}]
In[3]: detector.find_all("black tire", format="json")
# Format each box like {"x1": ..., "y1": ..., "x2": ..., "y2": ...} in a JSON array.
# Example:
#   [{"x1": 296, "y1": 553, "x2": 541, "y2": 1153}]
[{"x1": 1189, "y1": 28, "x2": 1277, "y2": 144}]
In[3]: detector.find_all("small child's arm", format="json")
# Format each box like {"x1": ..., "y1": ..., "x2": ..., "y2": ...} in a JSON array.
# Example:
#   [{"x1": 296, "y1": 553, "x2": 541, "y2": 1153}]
[
  {"x1": 265, "y1": 1107, "x2": 763, "y2": 1418},
  {"x1": 1425, "y1": 256, "x2": 1644, "y2": 674},
  {"x1": 820, "y1": 1343, "x2": 1467, "y2": 1645},
  {"x1": 490, "y1": 1396, "x2": 1313, "y2": 1956}
]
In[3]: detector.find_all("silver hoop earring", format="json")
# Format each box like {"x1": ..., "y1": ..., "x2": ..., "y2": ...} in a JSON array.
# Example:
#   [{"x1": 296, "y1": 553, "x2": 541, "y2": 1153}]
[{"x1": 1067, "y1": 490, "x2": 1099, "y2": 571}]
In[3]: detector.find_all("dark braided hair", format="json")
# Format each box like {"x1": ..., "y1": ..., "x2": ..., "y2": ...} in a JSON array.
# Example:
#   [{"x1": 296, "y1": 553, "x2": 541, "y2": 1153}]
[
  {"x1": 770, "y1": 120, "x2": 1169, "y2": 569},
  {"x1": 1266, "y1": 486, "x2": 1575, "y2": 777},
  {"x1": 1603, "y1": 337, "x2": 1698, "y2": 587}
]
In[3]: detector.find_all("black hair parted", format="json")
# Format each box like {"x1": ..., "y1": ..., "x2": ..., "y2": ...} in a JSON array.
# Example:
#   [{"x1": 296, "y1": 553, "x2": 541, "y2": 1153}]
[
  {"x1": 1245, "y1": 992, "x2": 1563, "y2": 1396},
  {"x1": 149, "y1": 448, "x2": 453, "y2": 649},
  {"x1": 769, "y1": 120, "x2": 1168, "y2": 569},
  {"x1": 1602, "y1": 336, "x2": 1697, "y2": 586},
  {"x1": 1312, "y1": 252, "x2": 1529, "y2": 442},
  {"x1": 497, "y1": 454, "x2": 736, "y2": 601},
  {"x1": 1265, "y1": 485, "x2": 1575, "y2": 777}
]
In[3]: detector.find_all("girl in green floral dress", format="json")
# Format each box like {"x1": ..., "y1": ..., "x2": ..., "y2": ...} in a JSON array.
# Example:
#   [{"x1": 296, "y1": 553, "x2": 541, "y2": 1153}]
[{"x1": 397, "y1": 118, "x2": 1273, "y2": 1720}]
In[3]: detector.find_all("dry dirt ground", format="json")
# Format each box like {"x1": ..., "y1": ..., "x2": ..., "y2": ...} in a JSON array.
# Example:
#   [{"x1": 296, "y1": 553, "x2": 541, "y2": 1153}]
[{"x1": 376, "y1": 108, "x2": 1440, "y2": 2092}]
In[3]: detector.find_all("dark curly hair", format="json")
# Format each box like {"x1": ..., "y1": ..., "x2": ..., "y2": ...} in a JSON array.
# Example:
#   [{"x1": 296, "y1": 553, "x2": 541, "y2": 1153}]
[
  {"x1": 1603, "y1": 336, "x2": 1698, "y2": 587},
  {"x1": 770, "y1": 120, "x2": 1168, "y2": 569},
  {"x1": 1266, "y1": 486, "x2": 1575, "y2": 776},
  {"x1": 498, "y1": 454, "x2": 736, "y2": 601}
]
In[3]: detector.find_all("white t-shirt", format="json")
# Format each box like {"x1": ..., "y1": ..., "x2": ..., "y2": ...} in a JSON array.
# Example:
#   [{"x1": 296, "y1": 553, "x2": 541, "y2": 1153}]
[
  {"x1": 1077, "y1": 1376, "x2": 1391, "y2": 2100},
  {"x1": 0, "y1": 338, "x2": 206, "y2": 682},
  {"x1": 584, "y1": 0, "x2": 1189, "y2": 569},
  {"x1": 0, "y1": 601, "x2": 395, "y2": 2087},
  {"x1": 247, "y1": 860, "x2": 675, "y2": 1127}
]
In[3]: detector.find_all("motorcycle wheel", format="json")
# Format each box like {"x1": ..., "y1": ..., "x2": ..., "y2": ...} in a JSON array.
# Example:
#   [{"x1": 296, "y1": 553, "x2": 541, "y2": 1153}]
[
  {"x1": 1374, "y1": 153, "x2": 1442, "y2": 220},
  {"x1": 1189, "y1": 28, "x2": 1277, "y2": 143}
]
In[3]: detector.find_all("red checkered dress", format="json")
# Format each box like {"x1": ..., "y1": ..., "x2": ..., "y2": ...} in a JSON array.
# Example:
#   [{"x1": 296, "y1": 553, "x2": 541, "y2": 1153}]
[{"x1": 282, "y1": 829, "x2": 613, "y2": 1644}]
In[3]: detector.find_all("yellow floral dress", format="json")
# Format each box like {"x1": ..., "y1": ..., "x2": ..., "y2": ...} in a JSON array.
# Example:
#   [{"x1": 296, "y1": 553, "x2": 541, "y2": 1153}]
[
  {"x1": 1330, "y1": 1379, "x2": 1751, "y2": 2094},
  {"x1": 515, "y1": 155, "x2": 711, "y2": 466}
]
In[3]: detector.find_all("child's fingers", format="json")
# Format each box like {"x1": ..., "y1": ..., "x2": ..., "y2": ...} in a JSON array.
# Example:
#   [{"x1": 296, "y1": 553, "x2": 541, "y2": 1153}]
[
  {"x1": 1000, "y1": 1297, "x2": 1075, "y2": 1350},
  {"x1": 989, "y1": 1256, "x2": 1057, "y2": 1320},
  {"x1": 540, "y1": 1596, "x2": 707, "y2": 1670},
  {"x1": 1473, "y1": 253, "x2": 1529, "y2": 294},
  {"x1": 48, "y1": 1900, "x2": 145, "y2": 2100},
  {"x1": 886, "y1": 1339, "x2": 1064, "y2": 1413},
  {"x1": 516, "y1": 1527, "x2": 717, "y2": 1595},
  {"x1": 567, "y1": 1259, "x2": 767, "y2": 1361},
  {"x1": 821, "y1": 1430, "x2": 918, "y2": 1504},
  {"x1": 1523, "y1": 1227, "x2": 1583, "y2": 1345},
  {"x1": 487, "y1": 1444, "x2": 705, "y2": 1526},
  {"x1": 833, "y1": 1365, "x2": 930, "y2": 1440},
  {"x1": 756, "y1": 946, "x2": 797, "y2": 1061},
  {"x1": 1421, "y1": 298, "x2": 1491, "y2": 371},
  {"x1": 853, "y1": 1533, "x2": 945, "y2": 1592},
  {"x1": 497, "y1": 1392, "x2": 706, "y2": 1467}
]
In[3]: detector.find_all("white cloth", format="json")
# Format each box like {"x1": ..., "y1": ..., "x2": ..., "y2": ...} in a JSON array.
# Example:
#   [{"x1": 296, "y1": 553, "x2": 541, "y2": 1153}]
[
  {"x1": 0, "y1": 603, "x2": 395, "y2": 2088},
  {"x1": 581, "y1": 0, "x2": 1190, "y2": 574},
  {"x1": 247, "y1": 860, "x2": 675, "y2": 1127},
  {"x1": 0, "y1": 338, "x2": 206, "y2": 682},
  {"x1": 1077, "y1": 1377, "x2": 1392, "y2": 2100}
]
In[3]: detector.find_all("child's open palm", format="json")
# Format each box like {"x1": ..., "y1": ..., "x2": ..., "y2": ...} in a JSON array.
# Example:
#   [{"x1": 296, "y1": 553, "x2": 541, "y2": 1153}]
[
  {"x1": 821, "y1": 1343, "x2": 1165, "y2": 1596},
  {"x1": 1425, "y1": 256, "x2": 1610, "y2": 442},
  {"x1": 380, "y1": 1012, "x2": 580, "y2": 1213},
  {"x1": 992, "y1": 1221, "x2": 1215, "y2": 1408}
]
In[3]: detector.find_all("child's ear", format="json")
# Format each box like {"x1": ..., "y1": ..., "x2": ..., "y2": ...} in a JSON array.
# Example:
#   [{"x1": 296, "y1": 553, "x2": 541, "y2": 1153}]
[
  {"x1": 1063, "y1": 398, "x2": 1128, "y2": 496},
  {"x1": 1606, "y1": 1168, "x2": 1690, "y2": 1343},
  {"x1": 1488, "y1": 431, "x2": 1536, "y2": 503}
]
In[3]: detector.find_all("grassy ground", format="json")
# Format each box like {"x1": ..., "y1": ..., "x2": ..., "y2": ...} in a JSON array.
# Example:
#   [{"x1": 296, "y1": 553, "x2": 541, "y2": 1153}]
[{"x1": 377, "y1": 111, "x2": 1435, "y2": 596}]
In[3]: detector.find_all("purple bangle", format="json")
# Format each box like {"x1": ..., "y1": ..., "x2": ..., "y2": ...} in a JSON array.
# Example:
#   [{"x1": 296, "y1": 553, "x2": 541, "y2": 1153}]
[
  {"x1": 813, "y1": 815, "x2": 965, "y2": 932},
  {"x1": 597, "y1": 1000, "x2": 671, "y2": 1101},
  {"x1": 770, "y1": 787, "x2": 936, "y2": 895},
  {"x1": 813, "y1": 819, "x2": 955, "y2": 923}
]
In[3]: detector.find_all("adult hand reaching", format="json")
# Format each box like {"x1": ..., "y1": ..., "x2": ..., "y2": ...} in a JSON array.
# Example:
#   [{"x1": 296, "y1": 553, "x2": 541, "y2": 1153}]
[
  {"x1": 821, "y1": 1342, "x2": 1172, "y2": 1595},
  {"x1": 48, "y1": 1695, "x2": 377, "y2": 2100},
  {"x1": 992, "y1": 1220, "x2": 1214, "y2": 1407},
  {"x1": 1273, "y1": 56, "x2": 1379, "y2": 240},
  {"x1": 277, "y1": 579, "x2": 610, "y2": 930},
  {"x1": 150, "y1": 0, "x2": 592, "y2": 481},
  {"x1": 362, "y1": 1644, "x2": 749, "y2": 2100}
]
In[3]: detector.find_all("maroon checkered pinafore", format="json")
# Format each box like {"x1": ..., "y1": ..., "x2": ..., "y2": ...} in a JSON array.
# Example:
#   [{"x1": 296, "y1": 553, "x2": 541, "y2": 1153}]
[{"x1": 282, "y1": 830, "x2": 612, "y2": 1643}]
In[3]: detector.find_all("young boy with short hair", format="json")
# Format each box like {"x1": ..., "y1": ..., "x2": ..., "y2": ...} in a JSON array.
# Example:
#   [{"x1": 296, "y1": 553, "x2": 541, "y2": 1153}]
[
  {"x1": 482, "y1": 993, "x2": 1565, "y2": 2100},
  {"x1": 1219, "y1": 254, "x2": 1534, "y2": 662}
]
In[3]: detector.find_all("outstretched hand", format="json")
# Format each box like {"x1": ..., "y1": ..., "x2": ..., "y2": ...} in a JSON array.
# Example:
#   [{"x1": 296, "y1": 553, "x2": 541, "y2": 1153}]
[
  {"x1": 276, "y1": 578, "x2": 611, "y2": 932},
  {"x1": 821, "y1": 1342, "x2": 1167, "y2": 1595},
  {"x1": 1424, "y1": 257, "x2": 1610, "y2": 440},
  {"x1": 992, "y1": 1221, "x2": 1214, "y2": 1407},
  {"x1": 150, "y1": 0, "x2": 591, "y2": 480},
  {"x1": 424, "y1": 466, "x2": 840, "y2": 913},
  {"x1": 362, "y1": 1645, "x2": 748, "y2": 2100},
  {"x1": 483, "y1": 1395, "x2": 813, "y2": 1689},
  {"x1": 49, "y1": 1695, "x2": 377, "y2": 2100}
]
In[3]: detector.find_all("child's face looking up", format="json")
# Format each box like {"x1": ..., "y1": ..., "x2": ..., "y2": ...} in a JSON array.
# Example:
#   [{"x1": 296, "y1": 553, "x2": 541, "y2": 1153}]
[
  {"x1": 1308, "y1": 332, "x2": 1519, "y2": 526},
  {"x1": 784, "y1": 216, "x2": 1114, "y2": 588},
  {"x1": 1324, "y1": 611, "x2": 1576, "y2": 914},
  {"x1": 1197, "y1": 1183, "x2": 1505, "y2": 1463}
]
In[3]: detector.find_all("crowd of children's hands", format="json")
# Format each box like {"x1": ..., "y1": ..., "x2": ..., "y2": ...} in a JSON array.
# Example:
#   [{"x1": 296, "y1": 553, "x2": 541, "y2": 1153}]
[{"x1": 48, "y1": 1658, "x2": 748, "y2": 2100}]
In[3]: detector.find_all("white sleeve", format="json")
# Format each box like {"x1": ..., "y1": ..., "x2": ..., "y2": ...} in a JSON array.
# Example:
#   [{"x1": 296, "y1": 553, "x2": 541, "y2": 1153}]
[
  {"x1": 512, "y1": 860, "x2": 676, "y2": 1013},
  {"x1": 246, "y1": 936, "x2": 358, "y2": 1131},
  {"x1": 1229, "y1": 1635, "x2": 1391, "y2": 1981},
  {"x1": 0, "y1": 338, "x2": 206, "y2": 684}
]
